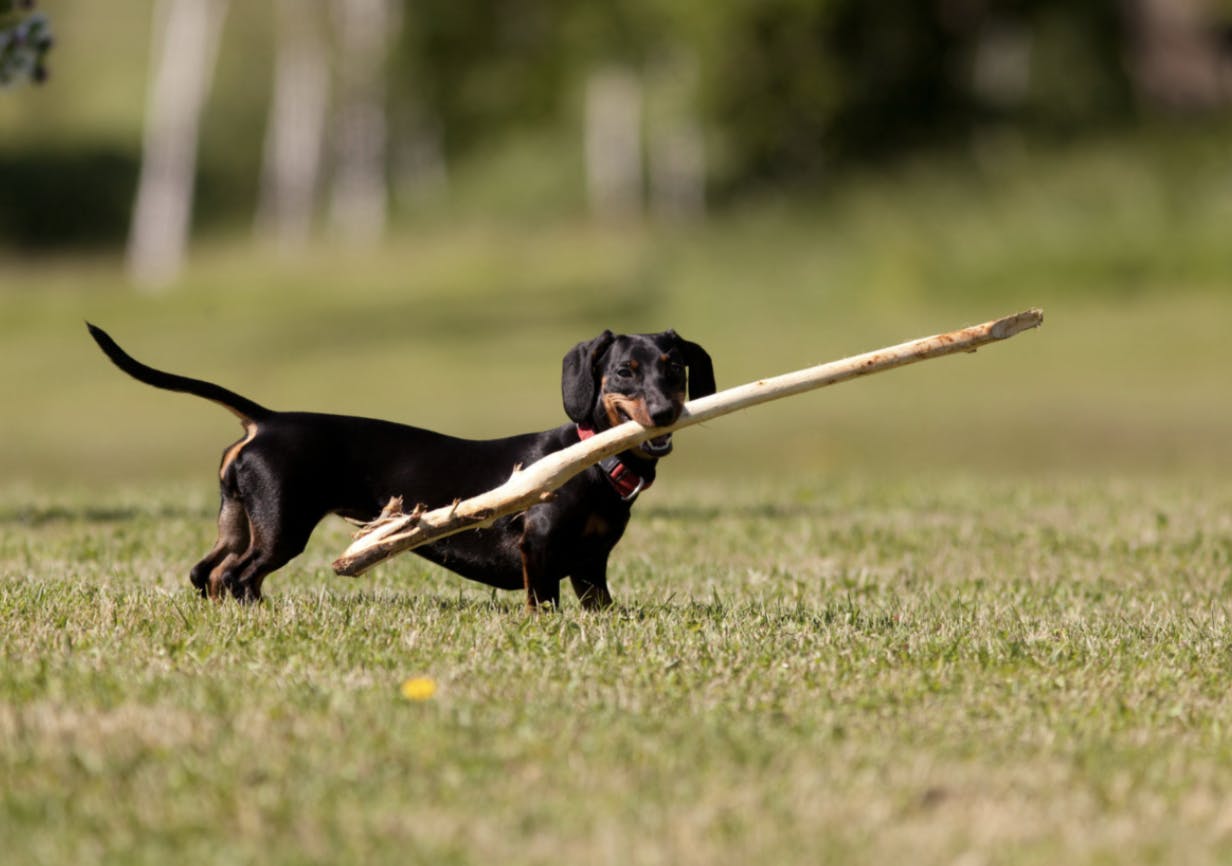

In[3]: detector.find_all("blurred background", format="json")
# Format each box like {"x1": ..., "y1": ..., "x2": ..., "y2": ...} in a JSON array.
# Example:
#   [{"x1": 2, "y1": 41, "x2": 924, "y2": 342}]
[{"x1": 1, "y1": 0, "x2": 1230, "y2": 489}]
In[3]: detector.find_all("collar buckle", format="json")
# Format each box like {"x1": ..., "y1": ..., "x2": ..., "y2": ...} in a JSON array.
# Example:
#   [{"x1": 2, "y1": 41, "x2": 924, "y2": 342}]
[
  {"x1": 611, "y1": 466, "x2": 645, "y2": 501},
  {"x1": 620, "y1": 477, "x2": 646, "y2": 502}
]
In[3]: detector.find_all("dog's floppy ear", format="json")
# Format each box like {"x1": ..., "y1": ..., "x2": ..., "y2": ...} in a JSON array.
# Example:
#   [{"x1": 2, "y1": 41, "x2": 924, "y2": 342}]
[
  {"x1": 561, "y1": 330, "x2": 615, "y2": 423},
  {"x1": 668, "y1": 331, "x2": 716, "y2": 399}
]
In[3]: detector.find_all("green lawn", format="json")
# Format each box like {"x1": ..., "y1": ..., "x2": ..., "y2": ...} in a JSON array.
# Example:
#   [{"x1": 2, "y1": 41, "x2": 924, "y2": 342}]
[{"x1": 3, "y1": 475, "x2": 1232, "y2": 865}]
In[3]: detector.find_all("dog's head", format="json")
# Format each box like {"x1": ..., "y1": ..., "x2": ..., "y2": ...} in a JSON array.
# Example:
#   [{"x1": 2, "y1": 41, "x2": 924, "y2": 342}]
[{"x1": 561, "y1": 330, "x2": 715, "y2": 458}]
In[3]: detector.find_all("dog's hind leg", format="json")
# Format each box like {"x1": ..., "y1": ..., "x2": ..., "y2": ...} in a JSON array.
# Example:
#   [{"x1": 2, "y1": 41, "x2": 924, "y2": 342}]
[
  {"x1": 190, "y1": 494, "x2": 249, "y2": 599},
  {"x1": 215, "y1": 490, "x2": 318, "y2": 603},
  {"x1": 217, "y1": 525, "x2": 311, "y2": 603}
]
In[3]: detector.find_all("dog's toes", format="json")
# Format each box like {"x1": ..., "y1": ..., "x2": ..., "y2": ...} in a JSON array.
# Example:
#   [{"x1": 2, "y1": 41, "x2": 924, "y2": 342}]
[
  {"x1": 189, "y1": 571, "x2": 211, "y2": 600},
  {"x1": 581, "y1": 594, "x2": 614, "y2": 612},
  {"x1": 189, "y1": 566, "x2": 209, "y2": 595},
  {"x1": 226, "y1": 577, "x2": 262, "y2": 604},
  {"x1": 221, "y1": 572, "x2": 245, "y2": 601}
]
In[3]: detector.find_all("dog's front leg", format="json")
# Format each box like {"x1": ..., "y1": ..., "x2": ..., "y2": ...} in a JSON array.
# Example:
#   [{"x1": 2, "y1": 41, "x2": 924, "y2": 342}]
[
  {"x1": 519, "y1": 521, "x2": 560, "y2": 611},
  {"x1": 569, "y1": 566, "x2": 613, "y2": 611}
]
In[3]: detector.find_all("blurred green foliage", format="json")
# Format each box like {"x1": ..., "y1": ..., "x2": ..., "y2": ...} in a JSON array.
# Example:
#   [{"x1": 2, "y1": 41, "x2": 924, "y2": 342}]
[
  {"x1": 0, "y1": 147, "x2": 135, "y2": 248},
  {"x1": 3, "y1": 0, "x2": 1227, "y2": 250},
  {"x1": 399, "y1": 0, "x2": 1138, "y2": 190},
  {"x1": 0, "y1": 0, "x2": 52, "y2": 86}
]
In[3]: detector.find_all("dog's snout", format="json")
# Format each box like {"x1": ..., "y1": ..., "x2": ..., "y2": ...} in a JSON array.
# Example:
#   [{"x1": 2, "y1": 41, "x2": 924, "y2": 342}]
[{"x1": 649, "y1": 403, "x2": 678, "y2": 427}]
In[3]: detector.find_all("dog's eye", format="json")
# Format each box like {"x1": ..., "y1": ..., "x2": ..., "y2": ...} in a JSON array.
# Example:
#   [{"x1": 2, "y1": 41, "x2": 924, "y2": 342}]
[
  {"x1": 666, "y1": 362, "x2": 685, "y2": 380},
  {"x1": 616, "y1": 365, "x2": 635, "y2": 379}
]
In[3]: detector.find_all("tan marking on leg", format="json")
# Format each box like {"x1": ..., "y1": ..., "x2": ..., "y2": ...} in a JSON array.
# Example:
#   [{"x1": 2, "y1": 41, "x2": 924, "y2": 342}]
[
  {"x1": 212, "y1": 513, "x2": 264, "y2": 601},
  {"x1": 211, "y1": 497, "x2": 249, "y2": 554},
  {"x1": 219, "y1": 421, "x2": 258, "y2": 481},
  {"x1": 521, "y1": 549, "x2": 540, "y2": 612},
  {"x1": 193, "y1": 495, "x2": 250, "y2": 593},
  {"x1": 520, "y1": 526, "x2": 552, "y2": 612},
  {"x1": 208, "y1": 551, "x2": 243, "y2": 601}
]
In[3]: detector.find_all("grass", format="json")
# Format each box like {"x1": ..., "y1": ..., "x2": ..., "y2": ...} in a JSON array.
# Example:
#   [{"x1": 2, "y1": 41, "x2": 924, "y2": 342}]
[{"x1": 4, "y1": 475, "x2": 1232, "y2": 865}]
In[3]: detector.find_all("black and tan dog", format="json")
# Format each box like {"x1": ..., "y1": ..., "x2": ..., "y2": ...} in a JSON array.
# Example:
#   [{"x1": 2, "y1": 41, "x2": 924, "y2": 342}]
[{"x1": 87, "y1": 325, "x2": 714, "y2": 608}]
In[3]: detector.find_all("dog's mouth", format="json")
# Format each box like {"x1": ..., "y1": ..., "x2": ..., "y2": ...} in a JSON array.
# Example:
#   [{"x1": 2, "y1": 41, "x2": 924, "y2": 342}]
[
  {"x1": 607, "y1": 397, "x2": 677, "y2": 458},
  {"x1": 638, "y1": 432, "x2": 674, "y2": 457}
]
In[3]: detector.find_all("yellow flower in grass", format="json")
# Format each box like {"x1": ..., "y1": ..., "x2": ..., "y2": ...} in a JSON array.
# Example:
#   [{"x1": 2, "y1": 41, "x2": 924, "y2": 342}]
[{"x1": 400, "y1": 676, "x2": 437, "y2": 702}]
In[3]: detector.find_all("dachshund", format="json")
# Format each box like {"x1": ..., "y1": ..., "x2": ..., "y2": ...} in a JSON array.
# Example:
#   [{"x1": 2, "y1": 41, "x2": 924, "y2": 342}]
[{"x1": 87, "y1": 325, "x2": 714, "y2": 608}]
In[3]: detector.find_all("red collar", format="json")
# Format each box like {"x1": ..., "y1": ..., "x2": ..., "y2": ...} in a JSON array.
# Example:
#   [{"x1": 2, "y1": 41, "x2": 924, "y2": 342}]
[{"x1": 576, "y1": 424, "x2": 652, "y2": 501}]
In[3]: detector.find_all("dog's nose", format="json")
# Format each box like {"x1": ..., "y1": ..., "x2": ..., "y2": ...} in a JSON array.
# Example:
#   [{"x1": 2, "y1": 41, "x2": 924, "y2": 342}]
[{"x1": 649, "y1": 403, "x2": 678, "y2": 427}]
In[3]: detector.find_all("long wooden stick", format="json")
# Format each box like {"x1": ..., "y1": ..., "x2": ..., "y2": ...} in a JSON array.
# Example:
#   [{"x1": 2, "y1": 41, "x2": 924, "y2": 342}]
[{"x1": 333, "y1": 308, "x2": 1043, "y2": 576}]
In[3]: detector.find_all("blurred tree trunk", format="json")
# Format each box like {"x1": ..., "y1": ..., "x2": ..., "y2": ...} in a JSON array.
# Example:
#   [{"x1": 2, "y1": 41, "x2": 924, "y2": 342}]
[
  {"x1": 256, "y1": 0, "x2": 330, "y2": 253},
  {"x1": 329, "y1": 0, "x2": 392, "y2": 245},
  {"x1": 1126, "y1": 0, "x2": 1229, "y2": 109},
  {"x1": 127, "y1": 0, "x2": 229, "y2": 290},
  {"x1": 648, "y1": 124, "x2": 704, "y2": 220},
  {"x1": 585, "y1": 67, "x2": 643, "y2": 221},
  {"x1": 647, "y1": 53, "x2": 705, "y2": 221}
]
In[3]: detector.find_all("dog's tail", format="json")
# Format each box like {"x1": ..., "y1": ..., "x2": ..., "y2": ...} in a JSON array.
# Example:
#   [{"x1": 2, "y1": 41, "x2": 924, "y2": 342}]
[{"x1": 86, "y1": 323, "x2": 273, "y2": 425}]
